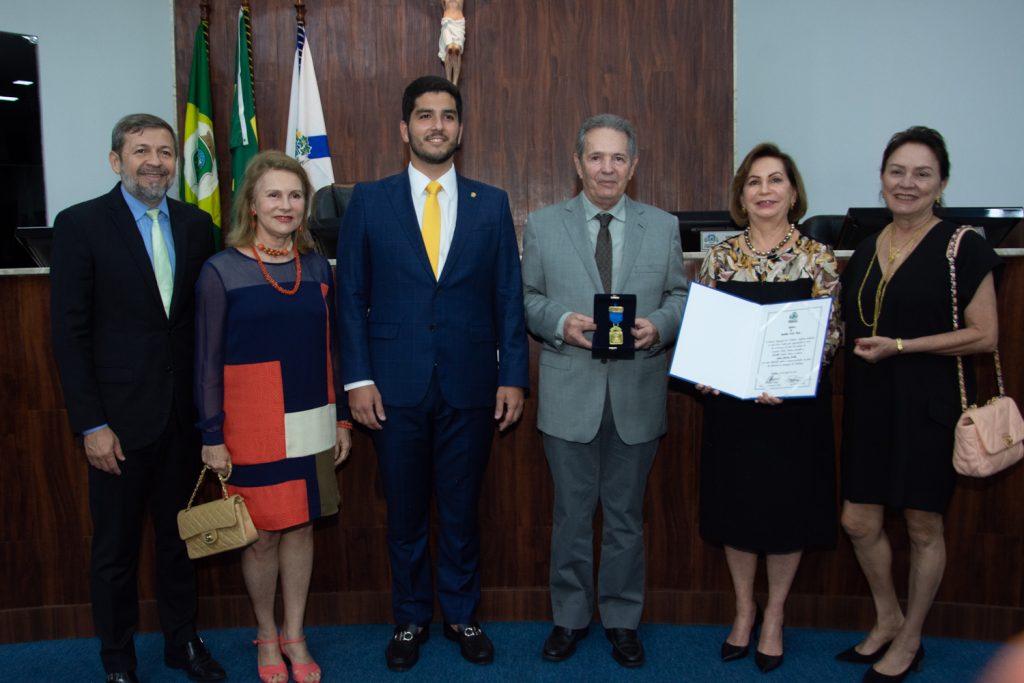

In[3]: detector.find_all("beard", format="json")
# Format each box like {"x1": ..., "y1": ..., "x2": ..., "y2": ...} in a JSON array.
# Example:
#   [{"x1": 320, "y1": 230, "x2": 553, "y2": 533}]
[
  {"x1": 120, "y1": 164, "x2": 174, "y2": 205},
  {"x1": 409, "y1": 134, "x2": 459, "y2": 166}
]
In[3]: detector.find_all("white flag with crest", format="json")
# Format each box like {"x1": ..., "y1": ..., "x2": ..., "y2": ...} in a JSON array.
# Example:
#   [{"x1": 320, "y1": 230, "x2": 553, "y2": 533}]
[{"x1": 286, "y1": 24, "x2": 335, "y2": 189}]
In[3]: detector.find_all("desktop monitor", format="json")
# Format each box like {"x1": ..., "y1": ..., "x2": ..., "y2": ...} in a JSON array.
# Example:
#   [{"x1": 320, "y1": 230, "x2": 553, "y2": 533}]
[
  {"x1": 671, "y1": 211, "x2": 741, "y2": 252},
  {"x1": 837, "y1": 207, "x2": 1023, "y2": 250},
  {"x1": 15, "y1": 226, "x2": 53, "y2": 267}
]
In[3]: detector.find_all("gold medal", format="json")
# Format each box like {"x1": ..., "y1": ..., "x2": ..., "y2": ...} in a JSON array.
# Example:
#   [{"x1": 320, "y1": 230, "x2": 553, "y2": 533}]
[{"x1": 608, "y1": 305, "x2": 624, "y2": 346}]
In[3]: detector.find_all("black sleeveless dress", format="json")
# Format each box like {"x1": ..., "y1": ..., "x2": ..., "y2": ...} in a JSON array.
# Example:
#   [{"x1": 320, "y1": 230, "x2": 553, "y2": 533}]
[
  {"x1": 840, "y1": 221, "x2": 999, "y2": 513},
  {"x1": 699, "y1": 278, "x2": 837, "y2": 553}
]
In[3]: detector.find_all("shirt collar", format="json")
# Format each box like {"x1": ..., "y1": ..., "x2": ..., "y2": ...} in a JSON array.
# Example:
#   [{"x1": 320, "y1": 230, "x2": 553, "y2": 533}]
[
  {"x1": 579, "y1": 192, "x2": 626, "y2": 224},
  {"x1": 120, "y1": 184, "x2": 169, "y2": 222},
  {"x1": 408, "y1": 163, "x2": 458, "y2": 200}
]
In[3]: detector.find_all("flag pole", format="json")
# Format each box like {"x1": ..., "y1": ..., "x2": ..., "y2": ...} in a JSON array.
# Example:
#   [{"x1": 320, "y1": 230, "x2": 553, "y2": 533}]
[{"x1": 295, "y1": 0, "x2": 306, "y2": 25}]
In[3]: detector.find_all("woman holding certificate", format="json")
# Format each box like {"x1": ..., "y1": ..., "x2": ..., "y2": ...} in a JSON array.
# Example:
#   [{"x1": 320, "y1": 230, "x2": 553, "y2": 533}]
[
  {"x1": 838, "y1": 127, "x2": 998, "y2": 683},
  {"x1": 697, "y1": 143, "x2": 842, "y2": 674}
]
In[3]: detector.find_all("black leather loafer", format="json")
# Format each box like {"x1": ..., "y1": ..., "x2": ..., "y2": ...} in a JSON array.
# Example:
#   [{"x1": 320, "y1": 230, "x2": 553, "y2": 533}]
[
  {"x1": 164, "y1": 637, "x2": 226, "y2": 682},
  {"x1": 542, "y1": 625, "x2": 589, "y2": 661},
  {"x1": 386, "y1": 625, "x2": 429, "y2": 672},
  {"x1": 444, "y1": 622, "x2": 494, "y2": 664},
  {"x1": 105, "y1": 673, "x2": 139, "y2": 683},
  {"x1": 605, "y1": 627, "x2": 645, "y2": 668}
]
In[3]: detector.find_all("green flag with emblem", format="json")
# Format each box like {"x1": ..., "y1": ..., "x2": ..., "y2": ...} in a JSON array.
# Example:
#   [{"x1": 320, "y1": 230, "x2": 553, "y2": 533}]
[{"x1": 181, "y1": 19, "x2": 222, "y2": 245}]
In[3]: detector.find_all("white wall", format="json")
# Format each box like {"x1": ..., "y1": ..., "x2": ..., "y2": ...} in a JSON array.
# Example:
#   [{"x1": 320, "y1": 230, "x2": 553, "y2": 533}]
[
  {"x1": 735, "y1": 0, "x2": 1024, "y2": 219},
  {"x1": 1, "y1": 0, "x2": 175, "y2": 224}
]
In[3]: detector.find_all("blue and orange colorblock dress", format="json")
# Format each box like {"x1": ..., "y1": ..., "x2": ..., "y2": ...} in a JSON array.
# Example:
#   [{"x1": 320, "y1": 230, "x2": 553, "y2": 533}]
[{"x1": 195, "y1": 248, "x2": 347, "y2": 531}]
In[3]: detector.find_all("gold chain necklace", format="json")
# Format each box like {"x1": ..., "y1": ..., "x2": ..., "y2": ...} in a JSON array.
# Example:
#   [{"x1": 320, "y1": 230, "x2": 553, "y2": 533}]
[{"x1": 856, "y1": 246, "x2": 889, "y2": 335}]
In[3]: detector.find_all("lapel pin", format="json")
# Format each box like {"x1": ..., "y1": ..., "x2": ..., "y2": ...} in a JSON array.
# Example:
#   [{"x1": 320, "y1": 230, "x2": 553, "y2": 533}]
[{"x1": 470, "y1": 192, "x2": 477, "y2": 198}]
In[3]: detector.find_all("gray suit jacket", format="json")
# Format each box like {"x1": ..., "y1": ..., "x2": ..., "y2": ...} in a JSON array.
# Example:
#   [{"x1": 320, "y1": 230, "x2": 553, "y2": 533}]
[{"x1": 522, "y1": 194, "x2": 688, "y2": 445}]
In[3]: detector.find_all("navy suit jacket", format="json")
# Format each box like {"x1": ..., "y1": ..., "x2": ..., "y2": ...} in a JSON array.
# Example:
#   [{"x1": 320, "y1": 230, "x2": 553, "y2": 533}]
[
  {"x1": 50, "y1": 184, "x2": 215, "y2": 450},
  {"x1": 336, "y1": 171, "x2": 528, "y2": 409}
]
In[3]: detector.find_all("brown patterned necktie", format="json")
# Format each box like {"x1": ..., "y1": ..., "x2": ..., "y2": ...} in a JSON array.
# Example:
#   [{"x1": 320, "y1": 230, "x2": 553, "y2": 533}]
[{"x1": 595, "y1": 212, "x2": 613, "y2": 293}]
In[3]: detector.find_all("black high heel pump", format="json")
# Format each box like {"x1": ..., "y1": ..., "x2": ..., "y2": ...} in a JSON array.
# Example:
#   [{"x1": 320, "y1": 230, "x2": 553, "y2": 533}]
[{"x1": 720, "y1": 604, "x2": 762, "y2": 662}]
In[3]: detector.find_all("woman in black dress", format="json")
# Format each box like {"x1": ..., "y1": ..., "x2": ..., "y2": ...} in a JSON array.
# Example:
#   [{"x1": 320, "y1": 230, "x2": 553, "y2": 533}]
[
  {"x1": 838, "y1": 127, "x2": 999, "y2": 683},
  {"x1": 698, "y1": 144, "x2": 842, "y2": 674}
]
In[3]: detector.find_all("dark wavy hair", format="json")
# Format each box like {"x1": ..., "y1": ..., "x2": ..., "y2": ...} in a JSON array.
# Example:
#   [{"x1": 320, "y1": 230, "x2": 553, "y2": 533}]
[
  {"x1": 880, "y1": 125, "x2": 950, "y2": 181},
  {"x1": 402, "y1": 75, "x2": 462, "y2": 123},
  {"x1": 729, "y1": 143, "x2": 807, "y2": 226}
]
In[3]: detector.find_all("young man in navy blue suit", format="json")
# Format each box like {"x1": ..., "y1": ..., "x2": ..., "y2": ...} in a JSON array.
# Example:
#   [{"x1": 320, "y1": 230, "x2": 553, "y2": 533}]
[
  {"x1": 336, "y1": 76, "x2": 529, "y2": 671},
  {"x1": 50, "y1": 114, "x2": 225, "y2": 683}
]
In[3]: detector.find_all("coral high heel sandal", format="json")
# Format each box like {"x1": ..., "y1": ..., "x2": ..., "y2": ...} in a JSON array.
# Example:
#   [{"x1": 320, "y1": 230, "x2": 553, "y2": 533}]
[
  {"x1": 253, "y1": 636, "x2": 287, "y2": 683},
  {"x1": 280, "y1": 635, "x2": 322, "y2": 683}
]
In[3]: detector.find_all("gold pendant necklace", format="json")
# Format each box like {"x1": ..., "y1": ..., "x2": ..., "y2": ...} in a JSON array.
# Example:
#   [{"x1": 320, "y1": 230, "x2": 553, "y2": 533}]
[{"x1": 886, "y1": 217, "x2": 933, "y2": 265}]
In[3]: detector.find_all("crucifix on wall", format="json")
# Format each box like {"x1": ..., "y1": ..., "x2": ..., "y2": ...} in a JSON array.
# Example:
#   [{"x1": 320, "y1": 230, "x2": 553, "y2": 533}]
[{"x1": 439, "y1": 0, "x2": 465, "y2": 85}]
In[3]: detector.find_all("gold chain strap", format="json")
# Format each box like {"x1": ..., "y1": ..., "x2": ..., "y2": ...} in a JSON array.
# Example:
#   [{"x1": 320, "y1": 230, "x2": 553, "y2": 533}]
[
  {"x1": 947, "y1": 225, "x2": 1005, "y2": 412},
  {"x1": 184, "y1": 465, "x2": 230, "y2": 511}
]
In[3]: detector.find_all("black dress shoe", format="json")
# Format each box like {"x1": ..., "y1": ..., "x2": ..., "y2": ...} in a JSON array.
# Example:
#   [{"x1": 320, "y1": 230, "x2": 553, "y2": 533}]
[
  {"x1": 863, "y1": 645, "x2": 925, "y2": 683},
  {"x1": 755, "y1": 649, "x2": 784, "y2": 673},
  {"x1": 836, "y1": 639, "x2": 893, "y2": 664},
  {"x1": 605, "y1": 628, "x2": 644, "y2": 668},
  {"x1": 105, "y1": 673, "x2": 139, "y2": 683},
  {"x1": 386, "y1": 625, "x2": 429, "y2": 672},
  {"x1": 164, "y1": 637, "x2": 226, "y2": 682},
  {"x1": 542, "y1": 625, "x2": 589, "y2": 661},
  {"x1": 444, "y1": 622, "x2": 494, "y2": 664}
]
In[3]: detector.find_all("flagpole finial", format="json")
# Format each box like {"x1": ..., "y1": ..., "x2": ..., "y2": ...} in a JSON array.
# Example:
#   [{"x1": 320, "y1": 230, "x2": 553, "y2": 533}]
[
  {"x1": 200, "y1": 0, "x2": 210, "y2": 23},
  {"x1": 295, "y1": 0, "x2": 306, "y2": 24}
]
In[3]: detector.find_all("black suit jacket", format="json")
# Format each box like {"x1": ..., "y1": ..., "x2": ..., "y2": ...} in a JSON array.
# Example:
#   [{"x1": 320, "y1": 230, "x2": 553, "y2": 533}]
[{"x1": 51, "y1": 184, "x2": 215, "y2": 451}]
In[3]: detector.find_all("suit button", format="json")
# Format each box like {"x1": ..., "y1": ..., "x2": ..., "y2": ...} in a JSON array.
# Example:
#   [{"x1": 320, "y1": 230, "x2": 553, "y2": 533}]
[
  {"x1": 601, "y1": 359, "x2": 608, "y2": 364},
  {"x1": 165, "y1": 364, "x2": 174, "y2": 372},
  {"x1": 429, "y1": 324, "x2": 436, "y2": 331}
]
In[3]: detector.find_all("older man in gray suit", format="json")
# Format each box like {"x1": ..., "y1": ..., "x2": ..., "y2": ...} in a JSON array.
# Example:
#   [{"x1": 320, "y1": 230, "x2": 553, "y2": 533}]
[{"x1": 521, "y1": 114, "x2": 688, "y2": 668}]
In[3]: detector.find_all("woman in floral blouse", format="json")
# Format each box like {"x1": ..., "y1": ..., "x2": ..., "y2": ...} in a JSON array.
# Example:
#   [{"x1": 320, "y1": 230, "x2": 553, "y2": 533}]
[{"x1": 696, "y1": 143, "x2": 842, "y2": 674}]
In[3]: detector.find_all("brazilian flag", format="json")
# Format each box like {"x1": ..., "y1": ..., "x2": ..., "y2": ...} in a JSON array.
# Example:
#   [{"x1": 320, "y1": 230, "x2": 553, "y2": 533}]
[
  {"x1": 230, "y1": 5, "x2": 259, "y2": 205},
  {"x1": 181, "y1": 19, "x2": 222, "y2": 245}
]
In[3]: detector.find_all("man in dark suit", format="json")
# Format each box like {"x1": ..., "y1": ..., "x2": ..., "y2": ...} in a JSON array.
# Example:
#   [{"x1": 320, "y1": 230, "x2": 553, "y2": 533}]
[
  {"x1": 50, "y1": 114, "x2": 225, "y2": 683},
  {"x1": 521, "y1": 114, "x2": 688, "y2": 668},
  {"x1": 336, "y1": 76, "x2": 529, "y2": 671}
]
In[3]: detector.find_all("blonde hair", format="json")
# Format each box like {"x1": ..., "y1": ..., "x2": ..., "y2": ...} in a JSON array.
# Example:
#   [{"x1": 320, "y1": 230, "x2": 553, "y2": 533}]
[{"x1": 225, "y1": 150, "x2": 316, "y2": 254}]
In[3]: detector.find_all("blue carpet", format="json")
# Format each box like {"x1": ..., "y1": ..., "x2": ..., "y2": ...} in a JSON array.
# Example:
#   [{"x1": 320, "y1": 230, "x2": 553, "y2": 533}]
[{"x1": 5, "y1": 622, "x2": 1002, "y2": 682}]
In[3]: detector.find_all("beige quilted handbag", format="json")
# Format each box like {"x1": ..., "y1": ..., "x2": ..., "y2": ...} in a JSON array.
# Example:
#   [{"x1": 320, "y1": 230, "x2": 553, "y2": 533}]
[{"x1": 177, "y1": 465, "x2": 258, "y2": 559}]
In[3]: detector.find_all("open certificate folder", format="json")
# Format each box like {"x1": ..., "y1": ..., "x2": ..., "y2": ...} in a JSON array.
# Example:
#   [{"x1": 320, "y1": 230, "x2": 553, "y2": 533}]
[{"x1": 669, "y1": 283, "x2": 832, "y2": 399}]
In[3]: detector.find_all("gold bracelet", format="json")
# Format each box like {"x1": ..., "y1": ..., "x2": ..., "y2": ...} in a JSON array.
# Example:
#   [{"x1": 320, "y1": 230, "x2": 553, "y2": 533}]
[{"x1": 896, "y1": 338, "x2": 904, "y2": 353}]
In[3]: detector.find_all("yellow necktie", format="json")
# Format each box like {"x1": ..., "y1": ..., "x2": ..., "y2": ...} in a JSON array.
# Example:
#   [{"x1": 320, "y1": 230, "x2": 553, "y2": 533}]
[
  {"x1": 146, "y1": 208, "x2": 173, "y2": 316},
  {"x1": 422, "y1": 181, "x2": 442, "y2": 278}
]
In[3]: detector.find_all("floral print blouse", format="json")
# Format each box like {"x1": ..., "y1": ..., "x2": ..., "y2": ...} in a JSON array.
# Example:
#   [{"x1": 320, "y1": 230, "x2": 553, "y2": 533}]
[{"x1": 697, "y1": 234, "x2": 843, "y2": 364}]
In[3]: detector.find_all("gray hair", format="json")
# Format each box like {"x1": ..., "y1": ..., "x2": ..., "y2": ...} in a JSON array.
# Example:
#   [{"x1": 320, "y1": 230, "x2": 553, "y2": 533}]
[
  {"x1": 574, "y1": 113, "x2": 638, "y2": 159},
  {"x1": 110, "y1": 113, "x2": 177, "y2": 155}
]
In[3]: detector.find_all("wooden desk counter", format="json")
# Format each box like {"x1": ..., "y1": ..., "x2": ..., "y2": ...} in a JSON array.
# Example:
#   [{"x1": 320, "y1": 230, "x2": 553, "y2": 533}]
[{"x1": 1, "y1": 255, "x2": 1021, "y2": 643}]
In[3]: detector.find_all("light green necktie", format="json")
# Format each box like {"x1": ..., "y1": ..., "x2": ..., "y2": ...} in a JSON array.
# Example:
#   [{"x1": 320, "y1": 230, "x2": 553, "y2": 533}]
[{"x1": 146, "y1": 208, "x2": 173, "y2": 316}]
